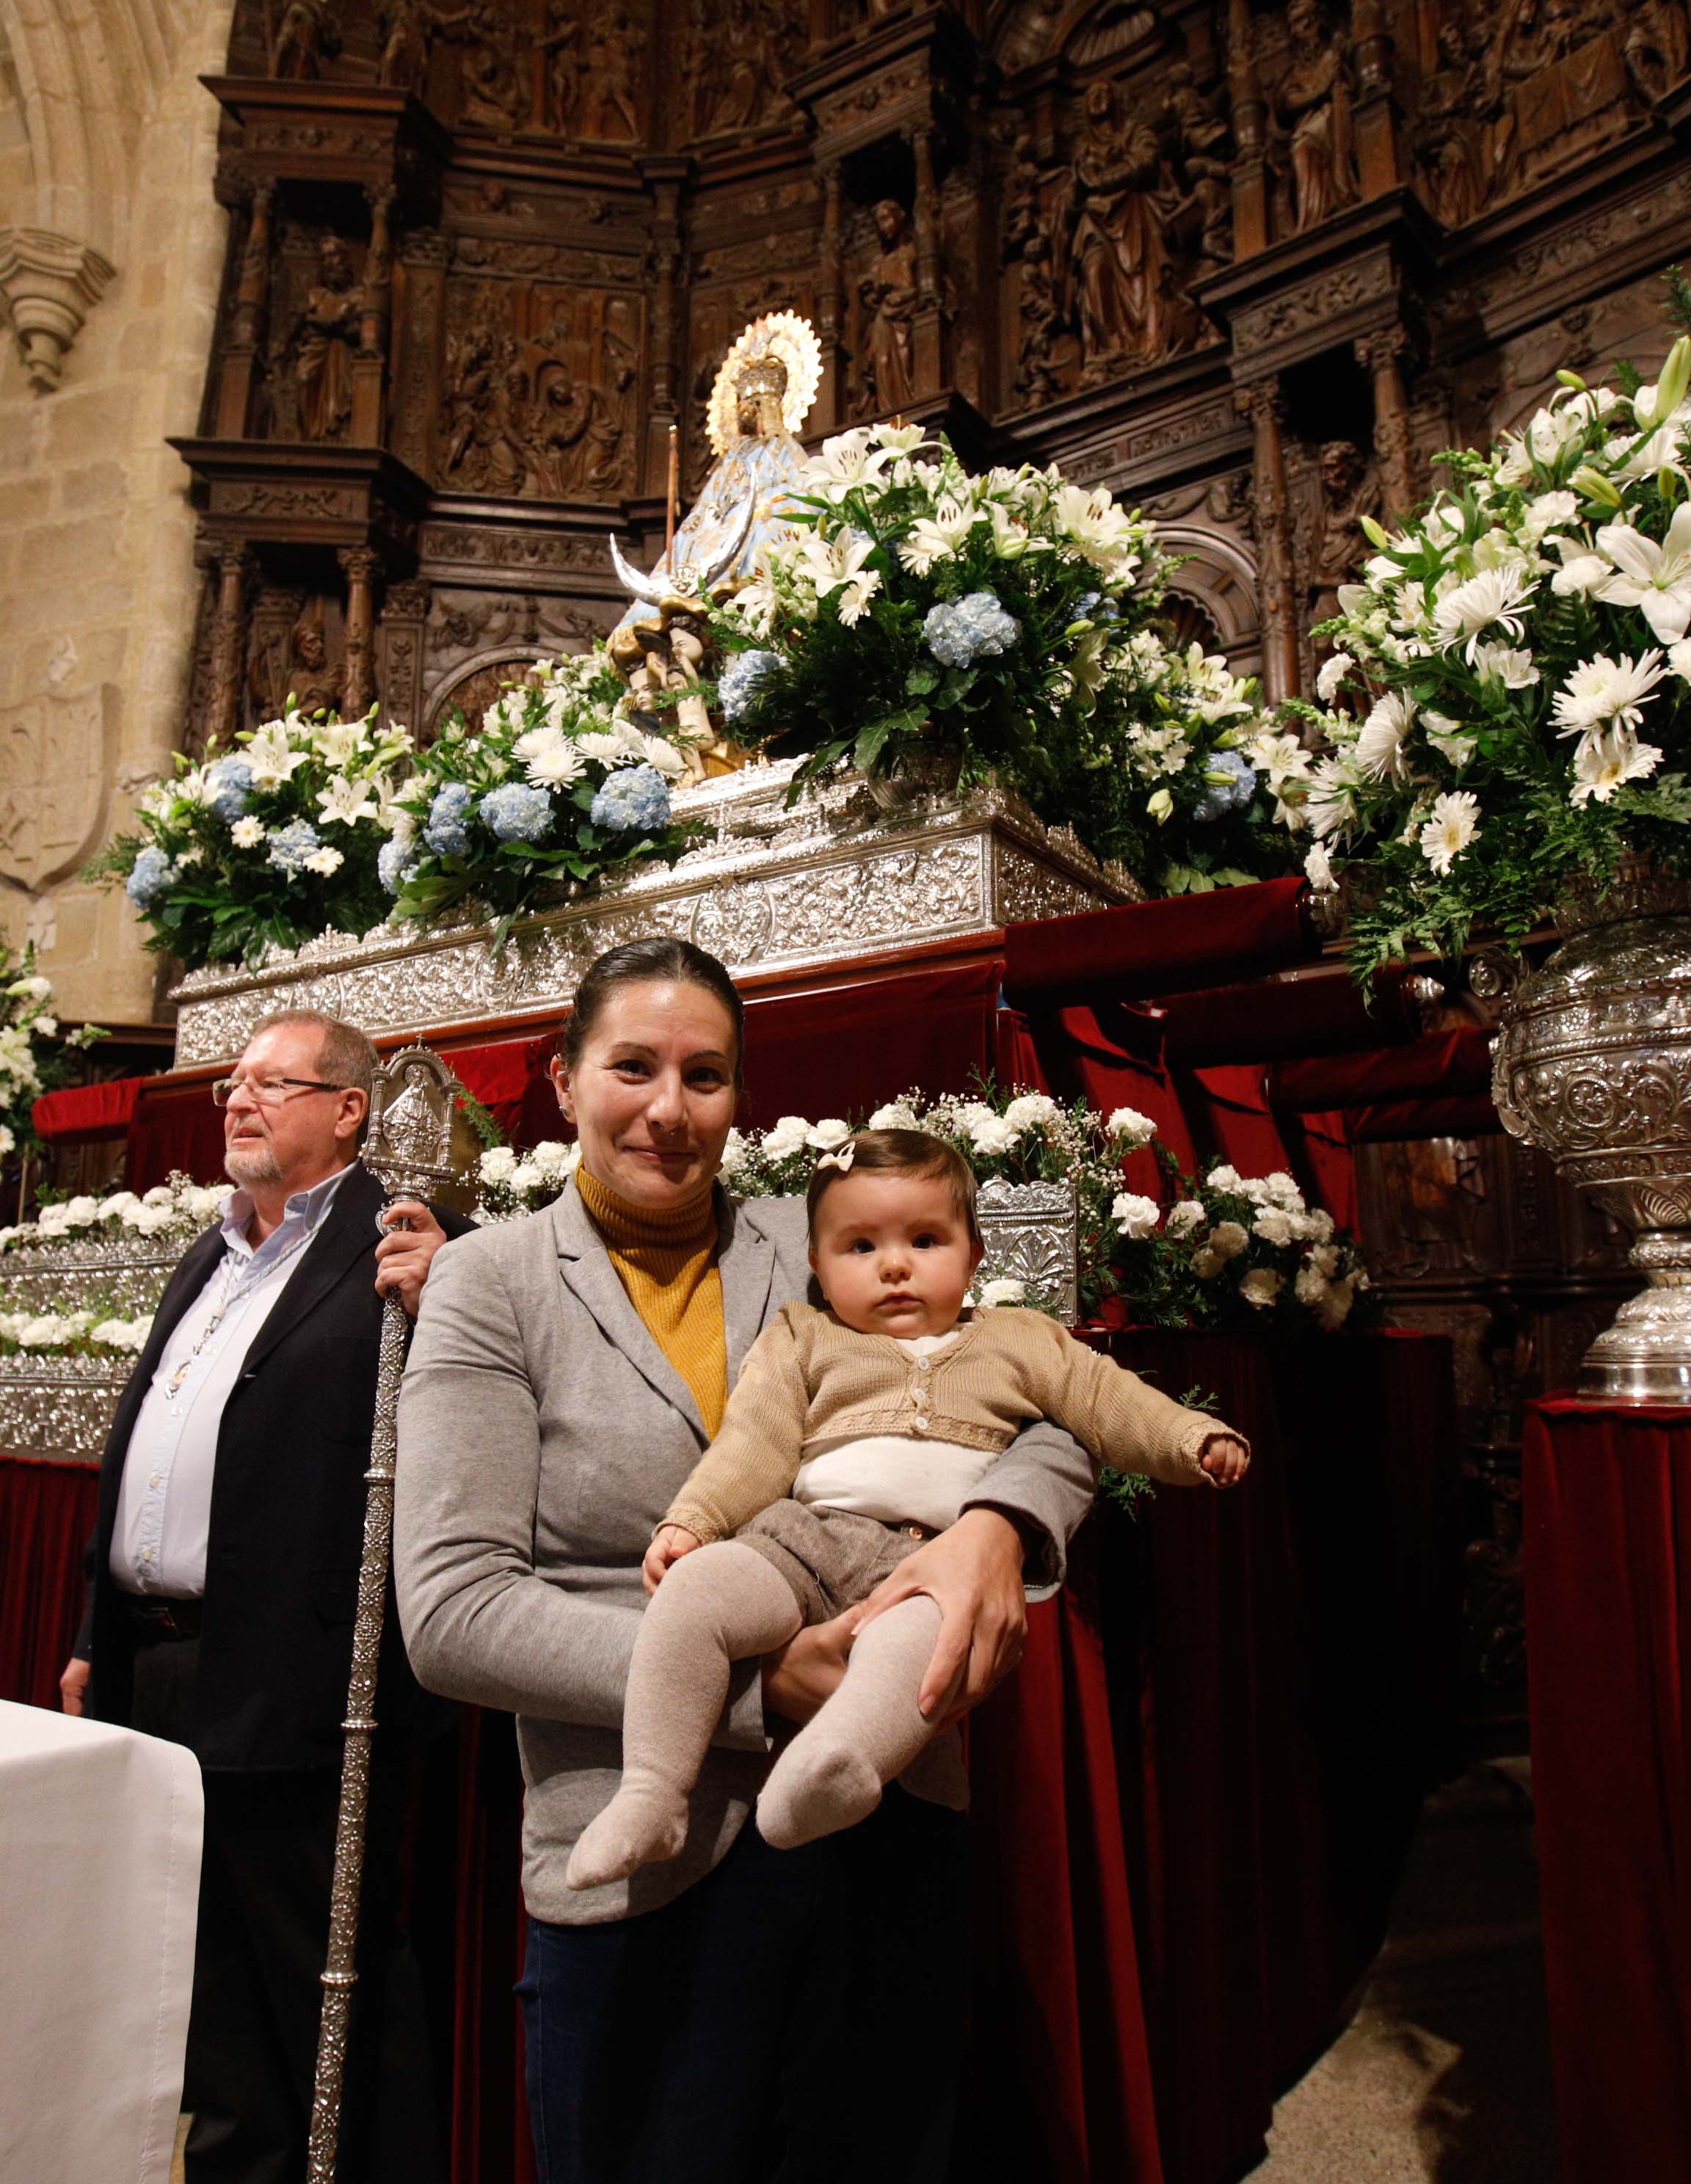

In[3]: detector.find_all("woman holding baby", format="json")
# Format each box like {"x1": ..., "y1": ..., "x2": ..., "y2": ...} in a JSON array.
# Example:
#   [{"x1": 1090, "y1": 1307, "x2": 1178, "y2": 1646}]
[{"x1": 393, "y1": 936, "x2": 1245, "y2": 2183}]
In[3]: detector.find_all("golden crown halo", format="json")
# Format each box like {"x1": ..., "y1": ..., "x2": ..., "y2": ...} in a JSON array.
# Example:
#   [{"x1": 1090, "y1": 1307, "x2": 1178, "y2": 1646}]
[{"x1": 708, "y1": 311, "x2": 821, "y2": 456}]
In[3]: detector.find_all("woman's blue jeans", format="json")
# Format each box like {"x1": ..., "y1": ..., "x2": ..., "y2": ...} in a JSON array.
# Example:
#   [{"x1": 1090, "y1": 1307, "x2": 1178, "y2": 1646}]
[{"x1": 520, "y1": 1786, "x2": 970, "y2": 2183}]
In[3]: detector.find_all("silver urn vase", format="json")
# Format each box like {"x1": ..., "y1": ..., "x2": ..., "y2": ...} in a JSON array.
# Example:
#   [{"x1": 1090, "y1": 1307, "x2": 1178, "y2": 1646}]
[{"x1": 1492, "y1": 863, "x2": 1691, "y2": 1400}]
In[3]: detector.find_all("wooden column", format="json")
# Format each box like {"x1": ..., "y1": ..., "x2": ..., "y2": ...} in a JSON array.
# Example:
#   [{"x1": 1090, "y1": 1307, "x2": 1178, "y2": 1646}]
[
  {"x1": 1236, "y1": 377, "x2": 1300, "y2": 703},
  {"x1": 340, "y1": 547, "x2": 380, "y2": 719},
  {"x1": 909, "y1": 124, "x2": 944, "y2": 397},
  {"x1": 207, "y1": 539, "x2": 254, "y2": 748},
  {"x1": 1227, "y1": 0, "x2": 1269, "y2": 258},
  {"x1": 645, "y1": 172, "x2": 683, "y2": 492},
  {"x1": 390, "y1": 228, "x2": 448, "y2": 478},
  {"x1": 1350, "y1": 0, "x2": 1402, "y2": 201},
  {"x1": 351, "y1": 186, "x2": 393, "y2": 448},
  {"x1": 216, "y1": 181, "x2": 274, "y2": 439},
  {"x1": 378, "y1": 578, "x2": 429, "y2": 737},
  {"x1": 1358, "y1": 324, "x2": 1415, "y2": 520},
  {"x1": 815, "y1": 159, "x2": 846, "y2": 433}
]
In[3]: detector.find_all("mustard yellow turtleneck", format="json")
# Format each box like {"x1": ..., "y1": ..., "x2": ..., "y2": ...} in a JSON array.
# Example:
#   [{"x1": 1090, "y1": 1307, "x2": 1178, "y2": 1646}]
[{"x1": 575, "y1": 1165, "x2": 727, "y2": 1437}]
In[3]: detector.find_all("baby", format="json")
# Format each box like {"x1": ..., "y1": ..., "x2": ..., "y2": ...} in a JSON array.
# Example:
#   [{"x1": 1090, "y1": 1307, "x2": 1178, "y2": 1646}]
[{"x1": 566, "y1": 1127, "x2": 1250, "y2": 1890}]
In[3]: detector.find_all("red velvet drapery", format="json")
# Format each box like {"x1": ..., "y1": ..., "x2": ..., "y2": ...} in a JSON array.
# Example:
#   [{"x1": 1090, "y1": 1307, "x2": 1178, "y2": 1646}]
[
  {"x1": 1100, "y1": 1329, "x2": 1463, "y2": 2184},
  {"x1": 1001, "y1": 878, "x2": 1317, "y2": 1008},
  {"x1": 1523, "y1": 1398, "x2": 1691, "y2": 2184},
  {"x1": 32, "y1": 1077, "x2": 142, "y2": 1141},
  {"x1": 0, "y1": 1456, "x2": 101, "y2": 1710}
]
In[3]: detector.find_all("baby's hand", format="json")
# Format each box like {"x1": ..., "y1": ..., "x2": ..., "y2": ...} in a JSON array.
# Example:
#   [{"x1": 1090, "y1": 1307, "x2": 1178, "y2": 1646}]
[
  {"x1": 1199, "y1": 1431, "x2": 1250, "y2": 1488},
  {"x1": 643, "y1": 1524, "x2": 702, "y2": 1594}
]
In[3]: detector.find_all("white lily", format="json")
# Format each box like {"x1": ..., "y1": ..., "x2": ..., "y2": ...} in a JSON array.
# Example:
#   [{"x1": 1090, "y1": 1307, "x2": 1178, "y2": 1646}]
[
  {"x1": 1548, "y1": 534, "x2": 1612, "y2": 597},
  {"x1": 1595, "y1": 503, "x2": 1691, "y2": 642},
  {"x1": 244, "y1": 723, "x2": 306, "y2": 788},
  {"x1": 317, "y1": 774, "x2": 379, "y2": 826},
  {"x1": 898, "y1": 497, "x2": 978, "y2": 575}
]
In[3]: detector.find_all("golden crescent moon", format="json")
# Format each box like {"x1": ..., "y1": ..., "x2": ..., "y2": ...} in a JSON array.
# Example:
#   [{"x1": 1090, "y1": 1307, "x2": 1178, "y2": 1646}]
[{"x1": 707, "y1": 311, "x2": 823, "y2": 458}]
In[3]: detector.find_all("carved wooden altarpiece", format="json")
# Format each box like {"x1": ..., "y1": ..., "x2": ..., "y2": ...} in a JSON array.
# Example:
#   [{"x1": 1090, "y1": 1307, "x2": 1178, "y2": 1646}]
[{"x1": 172, "y1": 0, "x2": 1691, "y2": 1714}]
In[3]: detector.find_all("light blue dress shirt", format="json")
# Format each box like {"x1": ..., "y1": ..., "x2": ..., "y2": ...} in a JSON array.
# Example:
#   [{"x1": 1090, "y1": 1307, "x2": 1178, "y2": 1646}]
[{"x1": 110, "y1": 1165, "x2": 354, "y2": 1598}]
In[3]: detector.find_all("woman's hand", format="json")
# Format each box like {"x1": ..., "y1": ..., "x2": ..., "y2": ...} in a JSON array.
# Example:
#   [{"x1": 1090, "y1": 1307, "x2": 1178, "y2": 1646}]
[
  {"x1": 850, "y1": 1507, "x2": 1028, "y2": 1728},
  {"x1": 760, "y1": 1610, "x2": 859, "y2": 1727},
  {"x1": 374, "y1": 1201, "x2": 451, "y2": 1317},
  {"x1": 1199, "y1": 1431, "x2": 1251, "y2": 1488},
  {"x1": 642, "y1": 1524, "x2": 701, "y2": 1595}
]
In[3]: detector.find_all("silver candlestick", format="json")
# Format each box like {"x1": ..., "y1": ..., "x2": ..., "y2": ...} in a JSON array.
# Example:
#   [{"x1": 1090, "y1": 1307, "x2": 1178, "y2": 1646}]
[{"x1": 305, "y1": 1044, "x2": 479, "y2": 2184}]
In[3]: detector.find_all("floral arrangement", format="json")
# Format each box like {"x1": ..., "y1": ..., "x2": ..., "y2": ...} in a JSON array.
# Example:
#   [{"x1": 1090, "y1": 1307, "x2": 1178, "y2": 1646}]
[
  {"x1": 1, "y1": 947, "x2": 103, "y2": 1171},
  {"x1": 0, "y1": 1175, "x2": 233, "y2": 1254},
  {"x1": 96, "y1": 707, "x2": 414, "y2": 969},
  {"x1": 458, "y1": 1081, "x2": 1375, "y2": 1335},
  {"x1": 1110, "y1": 1155, "x2": 1378, "y2": 1333},
  {"x1": 386, "y1": 651, "x2": 697, "y2": 945},
  {"x1": 0, "y1": 1306, "x2": 154, "y2": 1358},
  {"x1": 1290, "y1": 313, "x2": 1691, "y2": 976},
  {"x1": 711, "y1": 422, "x2": 1298, "y2": 895},
  {"x1": 473, "y1": 1138, "x2": 582, "y2": 1219}
]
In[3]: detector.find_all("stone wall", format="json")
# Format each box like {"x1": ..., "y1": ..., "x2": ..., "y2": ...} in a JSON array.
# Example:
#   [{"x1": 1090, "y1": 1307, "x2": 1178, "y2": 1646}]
[{"x1": 0, "y1": 0, "x2": 236, "y2": 1024}]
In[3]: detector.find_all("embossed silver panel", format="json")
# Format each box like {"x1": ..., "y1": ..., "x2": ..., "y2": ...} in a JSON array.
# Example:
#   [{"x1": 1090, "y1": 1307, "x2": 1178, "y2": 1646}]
[
  {"x1": 0, "y1": 1355, "x2": 129, "y2": 1464},
  {"x1": 171, "y1": 764, "x2": 1138, "y2": 1065},
  {"x1": 975, "y1": 1176, "x2": 1080, "y2": 1323},
  {"x1": 1, "y1": 1240, "x2": 182, "y2": 1318}
]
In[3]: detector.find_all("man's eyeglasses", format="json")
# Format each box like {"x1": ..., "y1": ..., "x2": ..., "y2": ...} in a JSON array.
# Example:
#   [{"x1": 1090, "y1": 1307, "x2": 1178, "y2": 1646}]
[{"x1": 211, "y1": 1077, "x2": 351, "y2": 1108}]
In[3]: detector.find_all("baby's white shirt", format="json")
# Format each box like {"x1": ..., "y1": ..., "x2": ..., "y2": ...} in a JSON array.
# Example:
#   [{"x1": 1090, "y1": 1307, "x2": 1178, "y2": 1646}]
[{"x1": 790, "y1": 1328, "x2": 992, "y2": 1532}]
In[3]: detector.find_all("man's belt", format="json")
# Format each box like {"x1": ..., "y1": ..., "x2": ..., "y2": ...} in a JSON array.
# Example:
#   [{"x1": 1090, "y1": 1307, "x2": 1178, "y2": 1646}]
[{"x1": 126, "y1": 1595, "x2": 203, "y2": 1640}]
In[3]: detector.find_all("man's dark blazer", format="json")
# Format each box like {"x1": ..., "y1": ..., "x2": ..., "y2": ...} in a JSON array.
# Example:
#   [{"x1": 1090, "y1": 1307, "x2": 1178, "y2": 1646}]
[{"x1": 82, "y1": 1161, "x2": 473, "y2": 1771}]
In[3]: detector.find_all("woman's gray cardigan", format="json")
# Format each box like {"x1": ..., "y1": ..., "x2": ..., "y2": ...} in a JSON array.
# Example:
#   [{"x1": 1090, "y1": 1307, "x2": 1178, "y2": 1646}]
[{"x1": 393, "y1": 1182, "x2": 1097, "y2": 1925}]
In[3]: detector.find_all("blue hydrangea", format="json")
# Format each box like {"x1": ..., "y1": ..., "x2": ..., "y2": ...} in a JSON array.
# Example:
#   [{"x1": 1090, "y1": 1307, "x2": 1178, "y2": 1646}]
[
  {"x1": 1074, "y1": 591, "x2": 1120, "y2": 625},
  {"x1": 266, "y1": 820, "x2": 321, "y2": 873},
  {"x1": 378, "y1": 839, "x2": 420, "y2": 895},
  {"x1": 125, "y1": 845, "x2": 173, "y2": 910},
  {"x1": 718, "y1": 649, "x2": 784, "y2": 727},
  {"x1": 590, "y1": 762, "x2": 672, "y2": 835},
  {"x1": 423, "y1": 782, "x2": 474, "y2": 857},
  {"x1": 204, "y1": 755, "x2": 254, "y2": 823},
  {"x1": 1193, "y1": 749, "x2": 1260, "y2": 823},
  {"x1": 924, "y1": 591, "x2": 1020, "y2": 670},
  {"x1": 479, "y1": 782, "x2": 555, "y2": 845}
]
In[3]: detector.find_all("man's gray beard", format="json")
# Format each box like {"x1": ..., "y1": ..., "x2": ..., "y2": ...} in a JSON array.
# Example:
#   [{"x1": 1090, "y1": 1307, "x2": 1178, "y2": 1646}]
[{"x1": 225, "y1": 1141, "x2": 283, "y2": 1188}]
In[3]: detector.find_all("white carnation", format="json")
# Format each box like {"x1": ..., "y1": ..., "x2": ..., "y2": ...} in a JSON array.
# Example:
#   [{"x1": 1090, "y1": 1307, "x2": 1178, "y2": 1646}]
[
  {"x1": 1166, "y1": 1200, "x2": 1206, "y2": 1237},
  {"x1": 479, "y1": 1146, "x2": 520, "y2": 1184},
  {"x1": 1210, "y1": 1220, "x2": 1250, "y2": 1262},
  {"x1": 807, "y1": 1118, "x2": 853, "y2": 1151},
  {"x1": 1252, "y1": 1206, "x2": 1295, "y2": 1247},
  {"x1": 760, "y1": 1115, "x2": 812, "y2": 1162},
  {"x1": 1108, "y1": 1106, "x2": 1158, "y2": 1149},
  {"x1": 1003, "y1": 1093, "x2": 1060, "y2": 1132},
  {"x1": 868, "y1": 1102, "x2": 921, "y2": 1131},
  {"x1": 1112, "y1": 1191, "x2": 1161, "y2": 1240},
  {"x1": 978, "y1": 1277, "x2": 1027, "y2": 1308},
  {"x1": 1240, "y1": 1267, "x2": 1284, "y2": 1308},
  {"x1": 969, "y1": 1115, "x2": 1022, "y2": 1156}
]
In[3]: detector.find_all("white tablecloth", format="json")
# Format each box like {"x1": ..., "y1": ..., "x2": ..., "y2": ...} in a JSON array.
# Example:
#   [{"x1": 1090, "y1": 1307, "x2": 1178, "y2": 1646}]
[{"x1": 0, "y1": 1700, "x2": 203, "y2": 2184}]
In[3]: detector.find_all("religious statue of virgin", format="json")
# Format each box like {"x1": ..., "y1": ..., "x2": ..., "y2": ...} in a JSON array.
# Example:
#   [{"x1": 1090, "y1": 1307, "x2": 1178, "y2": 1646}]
[{"x1": 610, "y1": 311, "x2": 819, "y2": 776}]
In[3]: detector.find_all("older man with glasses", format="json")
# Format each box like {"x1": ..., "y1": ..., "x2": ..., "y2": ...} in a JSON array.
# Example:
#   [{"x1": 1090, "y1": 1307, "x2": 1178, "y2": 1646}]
[{"x1": 59, "y1": 1007, "x2": 472, "y2": 2184}]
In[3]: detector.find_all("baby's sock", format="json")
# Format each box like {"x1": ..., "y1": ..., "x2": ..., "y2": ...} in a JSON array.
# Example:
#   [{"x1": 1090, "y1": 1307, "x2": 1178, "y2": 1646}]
[
  {"x1": 567, "y1": 1543, "x2": 799, "y2": 1891},
  {"x1": 757, "y1": 1595, "x2": 944, "y2": 1850}
]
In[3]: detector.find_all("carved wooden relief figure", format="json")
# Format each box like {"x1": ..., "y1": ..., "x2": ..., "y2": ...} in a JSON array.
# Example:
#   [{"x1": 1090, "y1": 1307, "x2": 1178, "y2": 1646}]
[
  {"x1": 293, "y1": 236, "x2": 363, "y2": 443},
  {"x1": 856, "y1": 199, "x2": 917, "y2": 414},
  {"x1": 1270, "y1": 0, "x2": 1355, "y2": 233},
  {"x1": 270, "y1": 0, "x2": 341, "y2": 78}
]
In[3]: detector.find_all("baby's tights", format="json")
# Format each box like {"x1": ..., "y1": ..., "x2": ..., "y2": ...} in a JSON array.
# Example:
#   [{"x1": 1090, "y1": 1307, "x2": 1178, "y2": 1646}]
[{"x1": 565, "y1": 1540, "x2": 944, "y2": 1890}]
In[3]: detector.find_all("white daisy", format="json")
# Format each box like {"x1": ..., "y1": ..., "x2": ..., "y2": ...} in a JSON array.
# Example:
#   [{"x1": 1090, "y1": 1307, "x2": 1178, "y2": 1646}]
[
  {"x1": 230, "y1": 815, "x2": 265, "y2": 848},
  {"x1": 1432, "y1": 564, "x2": 1535, "y2": 661},
  {"x1": 1418, "y1": 790, "x2": 1480, "y2": 876},
  {"x1": 1549, "y1": 651, "x2": 1667, "y2": 739},
  {"x1": 1354, "y1": 691, "x2": 1416, "y2": 782},
  {"x1": 1569, "y1": 728, "x2": 1665, "y2": 805},
  {"x1": 302, "y1": 846, "x2": 345, "y2": 877}
]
